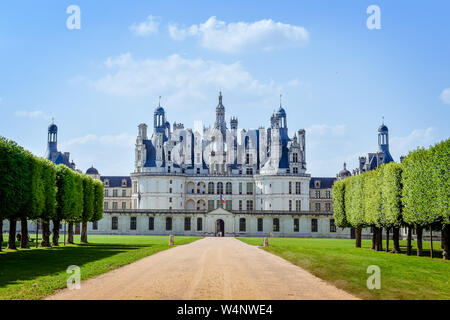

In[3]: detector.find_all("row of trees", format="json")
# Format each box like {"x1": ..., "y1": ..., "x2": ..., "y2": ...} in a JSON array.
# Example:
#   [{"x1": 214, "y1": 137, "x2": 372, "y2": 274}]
[
  {"x1": 0, "y1": 136, "x2": 104, "y2": 251},
  {"x1": 332, "y1": 139, "x2": 449, "y2": 260}
]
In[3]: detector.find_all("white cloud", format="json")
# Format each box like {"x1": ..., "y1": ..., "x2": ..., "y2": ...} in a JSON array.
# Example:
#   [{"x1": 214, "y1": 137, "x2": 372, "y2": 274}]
[
  {"x1": 169, "y1": 16, "x2": 309, "y2": 53},
  {"x1": 440, "y1": 88, "x2": 450, "y2": 104},
  {"x1": 92, "y1": 53, "x2": 297, "y2": 107},
  {"x1": 60, "y1": 133, "x2": 136, "y2": 176},
  {"x1": 14, "y1": 110, "x2": 50, "y2": 119},
  {"x1": 130, "y1": 15, "x2": 160, "y2": 36},
  {"x1": 390, "y1": 127, "x2": 435, "y2": 158},
  {"x1": 306, "y1": 124, "x2": 347, "y2": 136}
]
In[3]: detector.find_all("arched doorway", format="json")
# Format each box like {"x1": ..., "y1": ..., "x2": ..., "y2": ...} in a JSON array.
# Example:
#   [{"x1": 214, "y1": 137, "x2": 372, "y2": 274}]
[{"x1": 216, "y1": 219, "x2": 225, "y2": 237}]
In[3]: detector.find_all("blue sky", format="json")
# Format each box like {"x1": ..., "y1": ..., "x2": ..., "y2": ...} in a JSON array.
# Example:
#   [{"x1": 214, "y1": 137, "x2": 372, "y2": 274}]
[{"x1": 0, "y1": 0, "x2": 449, "y2": 176}]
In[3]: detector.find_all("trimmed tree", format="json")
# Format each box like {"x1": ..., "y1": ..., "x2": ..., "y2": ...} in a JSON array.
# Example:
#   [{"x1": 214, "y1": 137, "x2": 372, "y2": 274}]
[
  {"x1": 332, "y1": 179, "x2": 354, "y2": 244},
  {"x1": 54, "y1": 165, "x2": 75, "y2": 246},
  {"x1": 402, "y1": 147, "x2": 440, "y2": 256},
  {"x1": 429, "y1": 139, "x2": 450, "y2": 259},
  {"x1": 381, "y1": 162, "x2": 404, "y2": 253},
  {"x1": 80, "y1": 175, "x2": 95, "y2": 243},
  {"x1": 67, "y1": 171, "x2": 83, "y2": 244},
  {"x1": 345, "y1": 174, "x2": 366, "y2": 248},
  {"x1": 41, "y1": 159, "x2": 56, "y2": 247},
  {"x1": 92, "y1": 180, "x2": 104, "y2": 225},
  {"x1": 364, "y1": 169, "x2": 384, "y2": 251}
]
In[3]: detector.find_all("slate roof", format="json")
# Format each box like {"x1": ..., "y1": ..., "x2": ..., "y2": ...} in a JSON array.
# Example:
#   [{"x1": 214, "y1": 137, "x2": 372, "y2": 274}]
[
  {"x1": 100, "y1": 176, "x2": 131, "y2": 188},
  {"x1": 309, "y1": 177, "x2": 336, "y2": 189}
]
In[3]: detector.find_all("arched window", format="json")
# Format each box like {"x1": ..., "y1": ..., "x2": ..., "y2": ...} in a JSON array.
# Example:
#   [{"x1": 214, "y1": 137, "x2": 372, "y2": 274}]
[
  {"x1": 217, "y1": 182, "x2": 224, "y2": 195},
  {"x1": 208, "y1": 182, "x2": 215, "y2": 194},
  {"x1": 226, "y1": 182, "x2": 232, "y2": 195},
  {"x1": 239, "y1": 218, "x2": 246, "y2": 232}
]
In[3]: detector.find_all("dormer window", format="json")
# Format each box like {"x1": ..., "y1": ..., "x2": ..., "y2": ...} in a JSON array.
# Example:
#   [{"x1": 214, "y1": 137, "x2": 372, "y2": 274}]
[
  {"x1": 315, "y1": 180, "x2": 321, "y2": 188},
  {"x1": 122, "y1": 179, "x2": 127, "y2": 187},
  {"x1": 104, "y1": 179, "x2": 109, "y2": 187}
]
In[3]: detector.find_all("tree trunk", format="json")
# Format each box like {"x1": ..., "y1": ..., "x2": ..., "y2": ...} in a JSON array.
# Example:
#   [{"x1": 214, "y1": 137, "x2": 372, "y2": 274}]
[
  {"x1": 430, "y1": 227, "x2": 433, "y2": 259},
  {"x1": 52, "y1": 220, "x2": 60, "y2": 246},
  {"x1": 375, "y1": 227, "x2": 383, "y2": 251},
  {"x1": 67, "y1": 222, "x2": 74, "y2": 244},
  {"x1": 406, "y1": 226, "x2": 412, "y2": 256},
  {"x1": 385, "y1": 228, "x2": 390, "y2": 252},
  {"x1": 355, "y1": 226, "x2": 362, "y2": 248},
  {"x1": 416, "y1": 226, "x2": 423, "y2": 256},
  {"x1": 392, "y1": 227, "x2": 401, "y2": 253},
  {"x1": 35, "y1": 220, "x2": 39, "y2": 248},
  {"x1": 80, "y1": 221, "x2": 88, "y2": 243},
  {"x1": 371, "y1": 227, "x2": 376, "y2": 250},
  {"x1": 0, "y1": 219, "x2": 3, "y2": 252},
  {"x1": 41, "y1": 219, "x2": 51, "y2": 247},
  {"x1": 442, "y1": 225, "x2": 449, "y2": 260},
  {"x1": 20, "y1": 217, "x2": 29, "y2": 249},
  {"x1": 7, "y1": 218, "x2": 17, "y2": 250}
]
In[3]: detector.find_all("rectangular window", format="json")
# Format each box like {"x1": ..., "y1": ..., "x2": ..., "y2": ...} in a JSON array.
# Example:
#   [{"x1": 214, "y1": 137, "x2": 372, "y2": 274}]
[
  {"x1": 293, "y1": 167, "x2": 298, "y2": 174},
  {"x1": 122, "y1": 202, "x2": 127, "y2": 209},
  {"x1": 208, "y1": 200, "x2": 215, "y2": 211},
  {"x1": 246, "y1": 200, "x2": 253, "y2": 211},
  {"x1": 166, "y1": 217, "x2": 172, "y2": 231},
  {"x1": 289, "y1": 200, "x2": 292, "y2": 211},
  {"x1": 257, "y1": 218, "x2": 263, "y2": 232},
  {"x1": 294, "y1": 218, "x2": 299, "y2": 232},
  {"x1": 184, "y1": 217, "x2": 191, "y2": 231},
  {"x1": 148, "y1": 217, "x2": 154, "y2": 230},
  {"x1": 288, "y1": 182, "x2": 292, "y2": 194},
  {"x1": 130, "y1": 217, "x2": 137, "y2": 230},
  {"x1": 104, "y1": 202, "x2": 108, "y2": 210},
  {"x1": 239, "y1": 218, "x2": 246, "y2": 232},
  {"x1": 273, "y1": 218, "x2": 280, "y2": 232},
  {"x1": 293, "y1": 153, "x2": 298, "y2": 163},
  {"x1": 326, "y1": 190, "x2": 331, "y2": 199},
  {"x1": 113, "y1": 202, "x2": 118, "y2": 209},
  {"x1": 92, "y1": 221, "x2": 98, "y2": 230},
  {"x1": 246, "y1": 182, "x2": 253, "y2": 195},
  {"x1": 296, "y1": 200, "x2": 301, "y2": 212},
  {"x1": 315, "y1": 190, "x2": 320, "y2": 199},
  {"x1": 112, "y1": 217, "x2": 118, "y2": 230},
  {"x1": 113, "y1": 189, "x2": 118, "y2": 197},
  {"x1": 196, "y1": 168, "x2": 200, "y2": 174},
  {"x1": 104, "y1": 189, "x2": 109, "y2": 197},
  {"x1": 239, "y1": 182, "x2": 242, "y2": 194},
  {"x1": 133, "y1": 181, "x2": 138, "y2": 193},
  {"x1": 122, "y1": 189, "x2": 127, "y2": 197},
  {"x1": 311, "y1": 219, "x2": 318, "y2": 232},
  {"x1": 216, "y1": 200, "x2": 223, "y2": 209},
  {"x1": 325, "y1": 203, "x2": 331, "y2": 212},
  {"x1": 330, "y1": 219, "x2": 336, "y2": 232},
  {"x1": 315, "y1": 203, "x2": 321, "y2": 212},
  {"x1": 246, "y1": 168, "x2": 253, "y2": 175},
  {"x1": 226, "y1": 200, "x2": 232, "y2": 210},
  {"x1": 197, "y1": 217, "x2": 203, "y2": 231},
  {"x1": 295, "y1": 182, "x2": 301, "y2": 194}
]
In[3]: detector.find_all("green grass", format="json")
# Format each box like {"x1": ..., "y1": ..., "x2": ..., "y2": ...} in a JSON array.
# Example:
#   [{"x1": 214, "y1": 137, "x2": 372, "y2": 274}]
[
  {"x1": 238, "y1": 237, "x2": 450, "y2": 300},
  {"x1": 0, "y1": 234, "x2": 201, "y2": 300}
]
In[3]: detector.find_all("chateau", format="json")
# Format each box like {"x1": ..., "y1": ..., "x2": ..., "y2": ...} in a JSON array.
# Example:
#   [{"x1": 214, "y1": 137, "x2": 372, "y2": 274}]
[{"x1": 88, "y1": 93, "x2": 362, "y2": 238}]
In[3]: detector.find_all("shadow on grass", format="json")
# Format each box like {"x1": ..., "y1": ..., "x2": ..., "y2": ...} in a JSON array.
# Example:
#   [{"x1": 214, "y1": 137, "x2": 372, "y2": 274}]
[{"x1": 0, "y1": 242, "x2": 153, "y2": 289}]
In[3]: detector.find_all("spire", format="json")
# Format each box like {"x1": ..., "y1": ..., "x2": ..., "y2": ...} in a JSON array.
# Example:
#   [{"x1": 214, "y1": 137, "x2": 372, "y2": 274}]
[
  {"x1": 280, "y1": 94, "x2": 282, "y2": 108},
  {"x1": 159, "y1": 96, "x2": 161, "y2": 107},
  {"x1": 343, "y1": 162, "x2": 347, "y2": 170},
  {"x1": 218, "y1": 91, "x2": 223, "y2": 106}
]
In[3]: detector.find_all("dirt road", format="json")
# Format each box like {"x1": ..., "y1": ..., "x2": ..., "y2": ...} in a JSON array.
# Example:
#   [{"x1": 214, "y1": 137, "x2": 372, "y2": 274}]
[{"x1": 46, "y1": 237, "x2": 358, "y2": 300}]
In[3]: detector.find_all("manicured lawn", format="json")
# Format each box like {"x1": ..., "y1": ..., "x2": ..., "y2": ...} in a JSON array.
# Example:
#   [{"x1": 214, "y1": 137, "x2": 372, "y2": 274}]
[
  {"x1": 238, "y1": 237, "x2": 450, "y2": 300},
  {"x1": 0, "y1": 234, "x2": 201, "y2": 300}
]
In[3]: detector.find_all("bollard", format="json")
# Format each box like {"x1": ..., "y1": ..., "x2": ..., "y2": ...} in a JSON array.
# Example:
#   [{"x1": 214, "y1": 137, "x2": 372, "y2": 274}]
[
  {"x1": 169, "y1": 235, "x2": 174, "y2": 246},
  {"x1": 263, "y1": 237, "x2": 269, "y2": 247}
]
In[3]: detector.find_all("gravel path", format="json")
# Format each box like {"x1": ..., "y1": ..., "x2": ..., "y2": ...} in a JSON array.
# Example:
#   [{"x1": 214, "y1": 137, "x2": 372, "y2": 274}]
[{"x1": 46, "y1": 237, "x2": 358, "y2": 300}]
